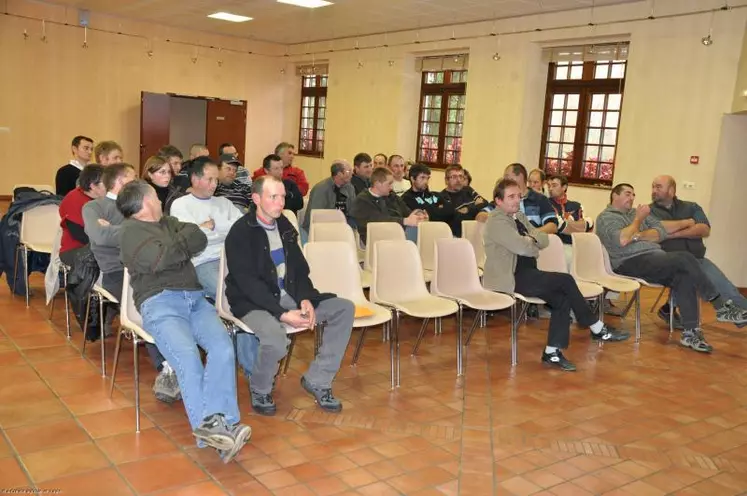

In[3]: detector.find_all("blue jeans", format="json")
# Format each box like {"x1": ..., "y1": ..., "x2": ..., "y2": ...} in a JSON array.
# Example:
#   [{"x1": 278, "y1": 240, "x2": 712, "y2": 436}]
[
  {"x1": 236, "y1": 332, "x2": 261, "y2": 379},
  {"x1": 194, "y1": 259, "x2": 220, "y2": 301},
  {"x1": 700, "y1": 257, "x2": 747, "y2": 308},
  {"x1": 405, "y1": 226, "x2": 418, "y2": 243},
  {"x1": 140, "y1": 290, "x2": 239, "y2": 434}
]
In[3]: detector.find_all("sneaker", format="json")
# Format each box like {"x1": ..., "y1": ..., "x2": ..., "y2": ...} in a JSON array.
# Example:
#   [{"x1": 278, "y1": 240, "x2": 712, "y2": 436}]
[
  {"x1": 541, "y1": 350, "x2": 576, "y2": 371},
  {"x1": 218, "y1": 423, "x2": 252, "y2": 464},
  {"x1": 680, "y1": 328, "x2": 713, "y2": 353},
  {"x1": 153, "y1": 369, "x2": 181, "y2": 404},
  {"x1": 657, "y1": 306, "x2": 684, "y2": 330},
  {"x1": 591, "y1": 325, "x2": 630, "y2": 342},
  {"x1": 250, "y1": 390, "x2": 277, "y2": 416},
  {"x1": 300, "y1": 376, "x2": 342, "y2": 413},
  {"x1": 716, "y1": 300, "x2": 747, "y2": 327},
  {"x1": 193, "y1": 414, "x2": 235, "y2": 451}
]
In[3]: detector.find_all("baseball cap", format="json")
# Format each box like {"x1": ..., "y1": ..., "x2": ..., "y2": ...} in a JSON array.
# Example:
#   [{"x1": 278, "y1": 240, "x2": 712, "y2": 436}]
[{"x1": 219, "y1": 153, "x2": 242, "y2": 166}]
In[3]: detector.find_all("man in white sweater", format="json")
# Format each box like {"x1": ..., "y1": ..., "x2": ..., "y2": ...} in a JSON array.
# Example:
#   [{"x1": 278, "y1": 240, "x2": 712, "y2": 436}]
[{"x1": 170, "y1": 158, "x2": 244, "y2": 300}]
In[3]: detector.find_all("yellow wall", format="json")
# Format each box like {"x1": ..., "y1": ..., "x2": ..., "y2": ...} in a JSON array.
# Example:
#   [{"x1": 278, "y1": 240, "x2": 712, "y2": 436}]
[
  {"x1": 283, "y1": 0, "x2": 747, "y2": 221},
  {"x1": 0, "y1": 0, "x2": 285, "y2": 195}
]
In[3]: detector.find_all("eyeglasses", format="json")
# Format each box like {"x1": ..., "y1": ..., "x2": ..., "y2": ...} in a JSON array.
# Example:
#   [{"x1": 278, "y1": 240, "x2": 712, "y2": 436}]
[{"x1": 447, "y1": 174, "x2": 464, "y2": 180}]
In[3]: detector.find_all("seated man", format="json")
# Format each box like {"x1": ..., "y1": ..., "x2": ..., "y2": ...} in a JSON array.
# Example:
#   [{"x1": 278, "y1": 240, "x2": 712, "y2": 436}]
[
  {"x1": 217, "y1": 143, "x2": 251, "y2": 186},
  {"x1": 262, "y1": 154, "x2": 303, "y2": 213},
  {"x1": 302, "y1": 160, "x2": 356, "y2": 236},
  {"x1": 351, "y1": 167, "x2": 426, "y2": 244},
  {"x1": 401, "y1": 163, "x2": 454, "y2": 224},
  {"x1": 251, "y1": 143, "x2": 309, "y2": 195},
  {"x1": 350, "y1": 153, "x2": 373, "y2": 196},
  {"x1": 483, "y1": 179, "x2": 628, "y2": 371},
  {"x1": 596, "y1": 183, "x2": 747, "y2": 353},
  {"x1": 650, "y1": 175, "x2": 747, "y2": 326},
  {"x1": 82, "y1": 163, "x2": 179, "y2": 403},
  {"x1": 189, "y1": 143, "x2": 210, "y2": 160},
  {"x1": 440, "y1": 164, "x2": 487, "y2": 236},
  {"x1": 93, "y1": 141, "x2": 124, "y2": 166},
  {"x1": 117, "y1": 180, "x2": 251, "y2": 463},
  {"x1": 170, "y1": 158, "x2": 243, "y2": 301},
  {"x1": 388, "y1": 155, "x2": 411, "y2": 196},
  {"x1": 59, "y1": 164, "x2": 106, "y2": 266},
  {"x1": 225, "y1": 176, "x2": 354, "y2": 415},
  {"x1": 547, "y1": 174, "x2": 593, "y2": 266},
  {"x1": 56, "y1": 135, "x2": 94, "y2": 196},
  {"x1": 215, "y1": 154, "x2": 253, "y2": 212}
]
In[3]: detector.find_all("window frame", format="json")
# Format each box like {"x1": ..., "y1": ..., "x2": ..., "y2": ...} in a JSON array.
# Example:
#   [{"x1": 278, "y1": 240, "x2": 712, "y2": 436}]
[
  {"x1": 415, "y1": 70, "x2": 467, "y2": 169},
  {"x1": 539, "y1": 60, "x2": 626, "y2": 188},
  {"x1": 297, "y1": 74, "x2": 328, "y2": 158}
]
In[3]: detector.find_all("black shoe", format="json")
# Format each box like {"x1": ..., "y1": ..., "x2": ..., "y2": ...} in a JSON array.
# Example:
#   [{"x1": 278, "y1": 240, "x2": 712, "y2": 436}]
[
  {"x1": 657, "y1": 306, "x2": 684, "y2": 330},
  {"x1": 527, "y1": 304, "x2": 539, "y2": 320},
  {"x1": 250, "y1": 390, "x2": 277, "y2": 416},
  {"x1": 300, "y1": 376, "x2": 342, "y2": 413},
  {"x1": 591, "y1": 325, "x2": 630, "y2": 342},
  {"x1": 541, "y1": 350, "x2": 576, "y2": 371}
]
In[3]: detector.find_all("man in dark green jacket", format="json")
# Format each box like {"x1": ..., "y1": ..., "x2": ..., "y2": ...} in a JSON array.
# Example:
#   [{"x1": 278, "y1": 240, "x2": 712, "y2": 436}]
[{"x1": 117, "y1": 180, "x2": 251, "y2": 464}]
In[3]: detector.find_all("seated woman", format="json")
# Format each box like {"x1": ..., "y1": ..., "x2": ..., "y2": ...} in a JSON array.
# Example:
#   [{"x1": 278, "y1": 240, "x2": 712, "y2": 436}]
[{"x1": 142, "y1": 155, "x2": 183, "y2": 214}]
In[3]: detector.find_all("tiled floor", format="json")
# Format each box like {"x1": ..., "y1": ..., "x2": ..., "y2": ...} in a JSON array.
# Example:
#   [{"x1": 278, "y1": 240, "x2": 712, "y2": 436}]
[{"x1": 1, "y1": 275, "x2": 747, "y2": 495}]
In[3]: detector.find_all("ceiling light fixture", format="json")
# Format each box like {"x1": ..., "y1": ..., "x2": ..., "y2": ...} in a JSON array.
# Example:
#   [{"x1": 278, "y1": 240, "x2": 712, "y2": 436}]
[
  {"x1": 277, "y1": 0, "x2": 333, "y2": 8},
  {"x1": 207, "y1": 12, "x2": 253, "y2": 22}
]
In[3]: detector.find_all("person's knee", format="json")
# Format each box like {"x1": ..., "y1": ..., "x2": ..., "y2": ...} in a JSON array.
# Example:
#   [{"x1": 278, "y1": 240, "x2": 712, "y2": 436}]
[
  {"x1": 258, "y1": 329, "x2": 289, "y2": 362},
  {"x1": 321, "y1": 298, "x2": 355, "y2": 325}
]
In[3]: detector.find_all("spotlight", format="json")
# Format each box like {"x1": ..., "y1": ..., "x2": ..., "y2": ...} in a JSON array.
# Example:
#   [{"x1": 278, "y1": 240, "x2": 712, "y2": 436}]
[
  {"x1": 492, "y1": 52, "x2": 501, "y2": 61},
  {"x1": 388, "y1": 60, "x2": 395, "y2": 67},
  {"x1": 701, "y1": 34, "x2": 713, "y2": 46}
]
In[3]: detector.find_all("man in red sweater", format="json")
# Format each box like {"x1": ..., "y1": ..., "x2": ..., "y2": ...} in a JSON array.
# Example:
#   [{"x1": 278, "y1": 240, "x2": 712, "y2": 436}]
[
  {"x1": 59, "y1": 165, "x2": 107, "y2": 265},
  {"x1": 251, "y1": 142, "x2": 309, "y2": 196}
]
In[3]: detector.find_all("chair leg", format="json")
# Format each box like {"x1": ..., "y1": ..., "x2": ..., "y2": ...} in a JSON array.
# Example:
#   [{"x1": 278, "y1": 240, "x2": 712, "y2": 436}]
[
  {"x1": 351, "y1": 327, "x2": 368, "y2": 366},
  {"x1": 389, "y1": 311, "x2": 397, "y2": 389},
  {"x1": 82, "y1": 294, "x2": 93, "y2": 356},
  {"x1": 23, "y1": 245, "x2": 30, "y2": 308},
  {"x1": 395, "y1": 310, "x2": 401, "y2": 387},
  {"x1": 63, "y1": 270, "x2": 71, "y2": 340},
  {"x1": 109, "y1": 327, "x2": 125, "y2": 398},
  {"x1": 465, "y1": 311, "x2": 482, "y2": 346},
  {"x1": 510, "y1": 303, "x2": 518, "y2": 366},
  {"x1": 650, "y1": 287, "x2": 667, "y2": 313},
  {"x1": 480, "y1": 310, "x2": 487, "y2": 328},
  {"x1": 668, "y1": 292, "x2": 674, "y2": 338},
  {"x1": 12, "y1": 244, "x2": 20, "y2": 296},
  {"x1": 598, "y1": 294, "x2": 604, "y2": 322},
  {"x1": 411, "y1": 318, "x2": 430, "y2": 356},
  {"x1": 133, "y1": 335, "x2": 141, "y2": 434},
  {"x1": 282, "y1": 335, "x2": 297, "y2": 376},
  {"x1": 456, "y1": 305, "x2": 463, "y2": 377},
  {"x1": 634, "y1": 289, "x2": 641, "y2": 343},
  {"x1": 99, "y1": 296, "x2": 106, "y2": 377},
  {"x1": 49, "y1": 296, "x2": 56, "y2": 320}
]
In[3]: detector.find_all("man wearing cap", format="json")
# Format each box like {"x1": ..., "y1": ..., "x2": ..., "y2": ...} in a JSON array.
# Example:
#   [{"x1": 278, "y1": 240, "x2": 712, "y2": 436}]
[
  {"x1": 216, "y1": 154, "x2": 253, "y2": 212},
  {"x1": 217, "y1": 143, "x2": 251, "y2": 186}
]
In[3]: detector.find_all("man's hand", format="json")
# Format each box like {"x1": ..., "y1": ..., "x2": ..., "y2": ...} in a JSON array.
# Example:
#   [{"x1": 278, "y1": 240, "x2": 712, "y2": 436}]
[
  {"x1": 635, "y1": 204, "x2": 650, "y2": 220},
  {"x1": 200, "y1": 218, "x2": 215, "y2": 231},
  {"x1": 97, "y1": 218, "x2": 110, "y2": 227},
  {"x1": 280, "y1": 309, "x2": 312, "y2": 329},
  {"x1": 476, "y1": 212, "x2": 489, "y2": 223},
  {"x1": 404, "y1": 211, "x2": 424, "y2": 227},
  {"x1": 562, "y1": 219, "x2": 587, "y2": 233},
  {"x1": 300, "y1": 299, "x2": 317, "y2": 328},
  {"x1": 457, "y1": 207, "x2": 469, "y2": 214},
  {"x1": 414, "y1": 209, "x2": 429, "y2": 221}
]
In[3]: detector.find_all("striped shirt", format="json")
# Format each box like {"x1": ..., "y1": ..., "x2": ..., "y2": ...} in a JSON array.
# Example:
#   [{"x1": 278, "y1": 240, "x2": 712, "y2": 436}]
[{"x1": 259, "y1": 217, "x2": 287, "y2": 295}]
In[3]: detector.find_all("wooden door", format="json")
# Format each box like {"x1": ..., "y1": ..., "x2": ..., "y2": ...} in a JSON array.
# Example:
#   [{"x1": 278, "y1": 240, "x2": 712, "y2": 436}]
[
  {"x1": 206, "y1": 99, "x2": 247, "y2": 164},
  {"x1": 140, "y1": 92, "x2": 171, "y2": 174}
]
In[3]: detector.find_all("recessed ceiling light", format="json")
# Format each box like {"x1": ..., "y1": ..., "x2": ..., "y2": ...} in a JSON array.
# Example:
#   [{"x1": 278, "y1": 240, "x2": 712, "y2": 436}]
[
  {"x1": 207, "y1": 12, "x2": 253, "y2": 22},
  {"x1": 277, "y1": 0, "x2": 333, "y2": 8}
]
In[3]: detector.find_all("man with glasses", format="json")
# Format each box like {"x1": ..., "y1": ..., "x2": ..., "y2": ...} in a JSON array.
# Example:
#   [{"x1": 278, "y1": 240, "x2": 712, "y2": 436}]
[{"x1": 440, "y1": 164, "x2": 487, "y2": 236}]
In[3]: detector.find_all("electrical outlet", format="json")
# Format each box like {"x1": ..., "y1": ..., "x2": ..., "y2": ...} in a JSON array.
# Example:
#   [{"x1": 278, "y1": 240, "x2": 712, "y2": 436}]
[{"x1": 683, "y1": 181, "x2": 696, "y2": 190}]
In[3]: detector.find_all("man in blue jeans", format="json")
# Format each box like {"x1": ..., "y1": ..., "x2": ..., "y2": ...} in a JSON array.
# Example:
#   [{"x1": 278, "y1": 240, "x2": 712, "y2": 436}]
[
  {"x1": 650, "y1": 175, "x2": 747, "y2": 328},
  {"x1": 117, "y1": 180, "x2": 251, "y2": 464}
]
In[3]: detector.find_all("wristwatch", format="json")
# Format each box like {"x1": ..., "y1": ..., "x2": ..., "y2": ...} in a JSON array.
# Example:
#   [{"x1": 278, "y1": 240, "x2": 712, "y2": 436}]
[{"x1": 631, "y1": 233, "x2": 641, "y2": 242}]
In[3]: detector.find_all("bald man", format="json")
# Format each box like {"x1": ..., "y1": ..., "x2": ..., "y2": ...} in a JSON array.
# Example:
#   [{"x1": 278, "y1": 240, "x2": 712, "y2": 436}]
[{"x1": 650, "y1": 175, "x2": 747, "y2": 325}]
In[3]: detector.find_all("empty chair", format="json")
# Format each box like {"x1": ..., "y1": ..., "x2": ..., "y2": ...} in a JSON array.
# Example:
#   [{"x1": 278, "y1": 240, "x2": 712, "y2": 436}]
[
  {"x1": 431, "y1": 238, "x2": 514, "y2": 368},
  {"x1": 309, "y1": 222, "x2": 371, "y2": 288},
  {"x1": 370, "y1": 240, "x2": 459, "y2": 386},
  {"x1": 538, "y1": 234, "x2": 604, "y2": 303},
  {"x1": 462, "y1": 220, "x2": 486, "y2": 271},
  {"x1": 13, "y1": 204, "x2": 60, "y2": 307},
  {"x1": 310, "y1": 209, "x2": 346, "y2": 225},
  {"x1": 417, "y1": 221, "x2": 453, "y2": 283},
  {"x1": 364, "y1": 222, "x2": 406, "y2": 273},
  {"x1": 305, "y1": 241, "x2": 392, "y2": 370}
]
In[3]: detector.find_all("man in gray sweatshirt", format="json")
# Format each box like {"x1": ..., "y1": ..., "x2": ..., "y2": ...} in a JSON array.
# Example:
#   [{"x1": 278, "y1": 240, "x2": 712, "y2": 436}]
[
  {"x1": 82, "y1": 163, "x2": 179, "y2": 404},
  {"x1": 596, "y1": 183, "x2": 747, "y2": 353}
]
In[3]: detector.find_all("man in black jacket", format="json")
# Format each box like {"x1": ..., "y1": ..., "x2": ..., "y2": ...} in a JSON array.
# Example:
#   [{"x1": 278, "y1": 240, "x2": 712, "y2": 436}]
[
  {"x1": 262, "y1": 154, "x2": 304, "y2": 213},
  {"x1": 225, "y1": 176, "x2": 354, "y2": 416},
  {"x1": 440, "y1": 164, "x2": 488, "y2": 236},
  {"x1": 350, "y1": 152, "x2": 373, "y2": 195},
  {"x1": 401, "y1": 164, "x2": 454, "y2": 224}
]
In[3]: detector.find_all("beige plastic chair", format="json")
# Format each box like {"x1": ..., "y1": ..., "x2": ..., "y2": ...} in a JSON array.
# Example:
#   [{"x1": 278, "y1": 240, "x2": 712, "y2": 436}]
[
  {"x1": 370, "y1": 240, "x2": 459, "y2": 386},
  {"x1": 570, "y1": 233, "x2": 647, "y2": 341},
  {"x1": 305, "y1": 242, "x2": 392, "y2": 372},
  {"x1": 309, "y1": 222, "x2": 371, "y2": 288},
  {"x1": 431, "y1": 238, "x2": 515, "y2": 369},
  {"x1": 538, "y1": 234, "x2": 604, "y2": 302},
  {"x1": 282, "y1": 209, "x2": 303, "y2": 250},
  {"x1": 364, "y1": 222, "x2": 406, "y2": 273},
  {"x1": 108, "y1": 268, "x2": 157, "y2": 433},
  {"x1": 81, "y1": 274, "x2": 119, "y2": 377},
  {"x1": 13, "y1": 204, "x2": 60, "y2": 307},
  {"x1": 310, "y1": 209, "x2": 346, "y2": 225},
  {"x1": 462, "y1": 220, "x2": 486, "y2": 273},
  {"x1": 47, "y1": 226, "x2": 71, "y2": 339},
  {"x1": 12, "y1": 184, "x2": 55, "y2": 201},
  {"x1": 216, "y1": 248, "x2": 310, "y2": 379},
  {"x1": 417, "y1": 221, "x2": 453, "y2": 283}
]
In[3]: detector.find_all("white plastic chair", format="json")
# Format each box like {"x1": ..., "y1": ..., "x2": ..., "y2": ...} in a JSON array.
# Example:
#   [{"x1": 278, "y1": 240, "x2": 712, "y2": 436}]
[
  {"x1": 305, "y1": 242, "x2": 392, "y2": 370},
  {"x1": 417, "y1": 221, "x2": 453, "y2": 283},
  {"x1": 538, "y1": 235, "x2": 604, "y2": 302},
  {"x1": 462, "y1": 220, "x2": 486, "y2": 273},
  {"x1": 108, "y1": 269, "x2": 157, "y2": 433},
  {"x1": 370, "y1": 240, "x2": 459, "y2": 386},
  {"x1": 82, "y1": 274, "x2": 119, "y2": 377},
  {"x1": 310, "y1": 209, "x2": 346, "y2": 225},
  {"x1": 364, "y1": 222, "x2": 406, "y2": 273},
  {"x1": 309, "y1": 222, "x2": 371, "y2": 288},
  {"x1": 13, "y1": 204, "x2": 60, "y2": 307},
  {"x1": 431, "y1": 238, "x2": 515, "y2": 369},
  {"x1": 282, "y1": 209, "x2": 303, "y2": 250},
  {"x1": 12, "y1": 184, "x2": 55, "y2": 201},
  {"x1": 47, "y1": 226, "x2": 71, "y2": 339}
]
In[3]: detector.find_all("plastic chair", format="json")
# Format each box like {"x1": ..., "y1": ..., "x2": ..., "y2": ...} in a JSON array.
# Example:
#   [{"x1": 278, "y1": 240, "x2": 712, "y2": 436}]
[
  {"x1": 370, "y1": 240, "x2": 459, "y2": 386},
  {"x1": 538, "y1": 235, "x2": 604, "y2": 301},
  {"x1": 309, "y1": 222, "x2": 371, "y2": 288},
  {"x1": 282, "y1": 209, "x2": 303, "y2": 250},
  {"x1": 364, "y1": 222, "x2": 406, "y2": 273},
  {"x1": 417, "y1": 221, "x2": 453, "y2": 283},
  {"x1": 462, "y1": 220, "x2": 486, "y2": 273},
  {"x1": 13, "y1": 204, "x2": 60, "y2": 307},
  {"x1": 310, "y1": 209, "x2": 346, "y2": 225},
  {"x1": 305, "y1": 242, "x2": 392, "y2": 370},
  {"x1": 108, "y1": 269, "x2": 157, "y2": 433},
  {"x1": 431, "y1": 238, "x2": 515, "y2": 368},
  {"x1": 47, "y1": 226, "x2": 71, "y2": 339},
  {"x1": 12, "y1": 184, "x2": 55, "y2": 201},
  {"x1": 81, "y1": 274, "x2": 118, "y2": 377}
]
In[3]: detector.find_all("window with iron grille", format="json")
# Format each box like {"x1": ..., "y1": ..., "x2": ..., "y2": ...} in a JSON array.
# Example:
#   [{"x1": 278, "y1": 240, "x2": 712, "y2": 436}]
[
  {"x1": 539, "y1": 44, "x2": 628, "y2": 187},
  {"x1": 298, "y1": 74, "x2": 327, "y2": 158},
  {"x1": 416, "y1": 70, "x2": 467, "y2": 169}
]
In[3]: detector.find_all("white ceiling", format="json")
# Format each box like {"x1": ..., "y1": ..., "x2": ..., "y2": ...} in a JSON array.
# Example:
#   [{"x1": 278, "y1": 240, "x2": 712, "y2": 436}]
[{"x1": 41, "y1": 0, "x2": 643, "y2": 45}]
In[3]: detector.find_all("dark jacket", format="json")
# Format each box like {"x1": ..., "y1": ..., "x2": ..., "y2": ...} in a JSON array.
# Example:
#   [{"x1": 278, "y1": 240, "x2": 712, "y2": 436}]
[
  {"x1": 401, "y1": 188, "x2": 455, "y2": 223},
  {"x1": 440, "y1": 186, "x2": 488, "y2": 236},
  {"x1": 283, "y1": 178, "x2": 304, "y2": 214},
  {"x1": 350, "y1": 189, "x2": 412, "y2": 243},
  {"x1": 224, "y1": 208, "x2": 334, "y2": 320},
  {"x1": 350, "y1": 174, "x2": 370, "y2": 196},
  {"x1": 649, "y1": 197, "x2": 709, "y2": 259}
]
